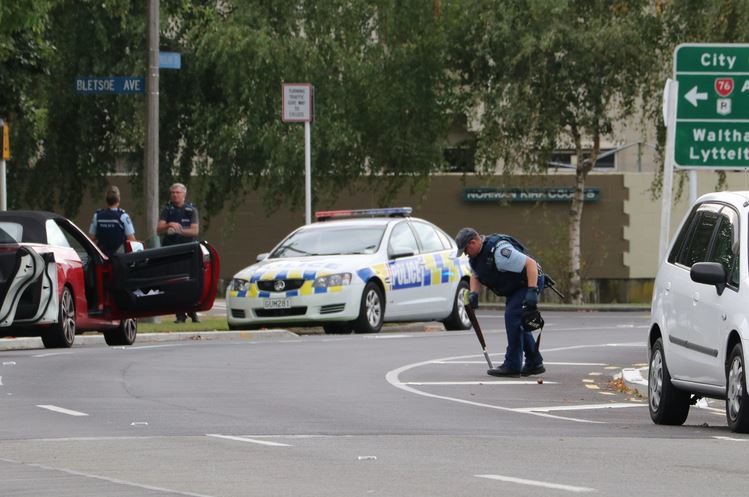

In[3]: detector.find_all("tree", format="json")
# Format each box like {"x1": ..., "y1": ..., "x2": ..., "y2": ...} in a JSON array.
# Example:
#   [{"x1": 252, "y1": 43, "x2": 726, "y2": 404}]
[
  {"x1": 444, "y1": 0, "x2": 661, "y2": 303},
  {"x1": 159, "y1": 0, "x2": 452, "y2": 221},
  {"x1": 0, "y1": 0, "x2": 56, "y2": 207}
]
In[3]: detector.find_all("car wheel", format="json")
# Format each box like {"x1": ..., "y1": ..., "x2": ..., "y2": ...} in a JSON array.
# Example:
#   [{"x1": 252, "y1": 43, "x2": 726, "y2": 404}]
[
  {"x1": 726, "y1": 343, "x2": 749, "y2": 433},
  {"x1": 323, "y1": 323, "x2": 352, "y2": 334},
  {"x1": 648, "y1": 337, "x2": 690, "y2": 425},
  {"x1": 442, "y1": 280, "x2": 471, "y2": 331},
  {"x1": 104, "y1": 318, "x2": 137, "y2": 346},
  {"x1": 42, "y1": 286, "x2": 76, "y2": 349},
  {"x1": 352, "y1": 281, "x2": 384, "y2": 334}
]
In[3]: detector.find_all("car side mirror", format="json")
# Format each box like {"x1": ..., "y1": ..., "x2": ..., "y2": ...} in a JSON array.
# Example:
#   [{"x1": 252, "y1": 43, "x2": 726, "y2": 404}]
[
  {"x1": 256, "y1": 252, "x2": 269, "y2": 262},
  {"x1": 690, "y1": 262, "x2": 727, "y2": 295}
]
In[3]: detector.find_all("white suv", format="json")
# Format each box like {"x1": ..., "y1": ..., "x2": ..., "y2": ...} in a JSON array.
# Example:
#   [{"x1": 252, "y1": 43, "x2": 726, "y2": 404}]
[{"x1": 649, "y1": 191, "x2": 749, "y2": 432}]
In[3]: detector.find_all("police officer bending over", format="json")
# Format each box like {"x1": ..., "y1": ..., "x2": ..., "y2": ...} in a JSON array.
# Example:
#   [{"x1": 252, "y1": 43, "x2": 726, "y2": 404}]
[
  {"x1": 455, "y1": 227, "x2": 545, "y2": 377},
  {"x1": 89, "y1": 185, "x2": 136, "y2": 257},
  {"x1": 157, "y1": 182, "x2": 200, "y2": 323}
]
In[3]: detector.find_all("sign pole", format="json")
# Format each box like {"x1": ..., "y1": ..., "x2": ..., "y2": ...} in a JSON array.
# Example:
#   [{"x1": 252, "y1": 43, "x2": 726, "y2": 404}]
[
  {"x1": 281, "y1": 83, "x2": 314, "y2": 224},
  {"x1": 659, "y1": 78, "x2": 678, "y2": 264},
  {"x1": 0, "y1": 118, "x2": 8, "y2": 211},
  {"x1": 304, "y1": 121, "x2": 312, "y2": 225}
]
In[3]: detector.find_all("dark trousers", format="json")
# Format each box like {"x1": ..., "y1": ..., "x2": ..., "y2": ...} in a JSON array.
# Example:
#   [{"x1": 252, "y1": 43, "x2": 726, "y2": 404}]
[{"x1": 502, "y1": 275, "x2": 544, "y2": 372}]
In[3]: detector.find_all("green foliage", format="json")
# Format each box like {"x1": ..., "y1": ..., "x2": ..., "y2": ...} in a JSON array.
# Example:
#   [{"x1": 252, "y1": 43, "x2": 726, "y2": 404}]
[{"x1": 444, "y1": 0, "x2": 661, "y2": 171}]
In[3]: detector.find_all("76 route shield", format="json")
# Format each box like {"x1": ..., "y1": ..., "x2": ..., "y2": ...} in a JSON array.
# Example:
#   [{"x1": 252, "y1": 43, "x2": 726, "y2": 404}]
[{"x1": 715, "y1": 78, "x2": 734, "y2": 97}]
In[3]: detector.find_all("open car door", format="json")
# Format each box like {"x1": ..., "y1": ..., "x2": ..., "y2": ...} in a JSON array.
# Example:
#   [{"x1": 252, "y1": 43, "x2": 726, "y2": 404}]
[{"x1": 107, "y1": 241, "x2": 220, "y2": 319}]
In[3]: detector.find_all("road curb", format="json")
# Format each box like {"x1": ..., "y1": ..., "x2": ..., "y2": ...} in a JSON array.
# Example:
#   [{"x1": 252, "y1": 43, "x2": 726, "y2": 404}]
[{"x1": 0, "y1": 329, "x2": 299, "y2": 351}]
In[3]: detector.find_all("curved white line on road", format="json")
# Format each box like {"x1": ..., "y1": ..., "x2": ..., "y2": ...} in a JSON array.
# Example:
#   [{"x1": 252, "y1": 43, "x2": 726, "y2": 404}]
[
  {"x1": 385, "y1": 343, "x2": 645, "y2": 424},
  {"x1": 385, "y1": 354, "x2": 602, "y2": 424}
]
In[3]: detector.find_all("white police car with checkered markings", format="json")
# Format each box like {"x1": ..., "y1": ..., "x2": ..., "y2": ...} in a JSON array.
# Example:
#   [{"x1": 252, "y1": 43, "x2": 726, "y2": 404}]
[{"x1": 226, "y1": 208, "x2": 472, "y2": 334}]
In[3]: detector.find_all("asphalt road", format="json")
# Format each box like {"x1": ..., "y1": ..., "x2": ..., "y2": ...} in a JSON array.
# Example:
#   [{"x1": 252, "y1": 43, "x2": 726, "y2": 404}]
[{"x1": 1, "y1": 311, "x2": 745, "y2": 497}]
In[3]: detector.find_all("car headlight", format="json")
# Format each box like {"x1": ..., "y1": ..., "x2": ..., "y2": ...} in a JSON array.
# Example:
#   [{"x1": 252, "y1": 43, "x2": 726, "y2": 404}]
[
  {"x1": 313, "y1": 272, "x2": 352, "y2": 288},
  {"x1": 231, "y1": 278, "x2": 250, "y2": 292}
]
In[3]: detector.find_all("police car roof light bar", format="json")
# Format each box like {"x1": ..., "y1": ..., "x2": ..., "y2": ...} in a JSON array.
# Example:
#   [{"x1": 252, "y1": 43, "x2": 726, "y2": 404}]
[{"x1": 315, "y1": 207, "x2": 412, "y2": 221}]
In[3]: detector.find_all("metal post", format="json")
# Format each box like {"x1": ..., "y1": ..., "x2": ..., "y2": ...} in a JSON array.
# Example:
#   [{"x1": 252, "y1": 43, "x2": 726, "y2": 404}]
[
  {"x1": 659, "y1": 79, "x2": 678, "y2": 264},
  {"x1": 145, "y1": 0, "x2": 159, "y2": 247},
  {"x1": 689, "y1": 170, "x2": 697, "y2": 206},
  {"x1": 305, "y1": 121, "x2": 311, "y2": 225},
  {"x1": 0, "y1": 118, "x2": 6, "y2": 211}
]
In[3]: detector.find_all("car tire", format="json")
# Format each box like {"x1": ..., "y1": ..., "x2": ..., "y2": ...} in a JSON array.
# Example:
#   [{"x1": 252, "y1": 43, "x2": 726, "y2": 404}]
[
  {"x1": 42, "y1": 286, "x2": 76, "y2": 349},
  {"x1": 323, "y1": 323, "x2": 352, "y2": 334},
  {"x1": 726, "y1": 343, "x2": 749, "y2": 433},
  {"x1": 442, "y1": 280, "x2": 471, "y2": 331},
  {"x1": 352, "y1": 281, "x2": 384, "y2": 334},
  {"x1": 104, "y1": 318, "x2": 137, "y2": 346},
  {"x1": 648, "y1": 337, "x2": 690, "y2": 425}
]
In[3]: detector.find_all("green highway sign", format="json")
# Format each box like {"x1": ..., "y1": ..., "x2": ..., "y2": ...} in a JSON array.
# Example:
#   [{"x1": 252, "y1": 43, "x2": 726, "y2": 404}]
[{"x1": 674, "y1": 43, "x2": 749, "y2": 168}]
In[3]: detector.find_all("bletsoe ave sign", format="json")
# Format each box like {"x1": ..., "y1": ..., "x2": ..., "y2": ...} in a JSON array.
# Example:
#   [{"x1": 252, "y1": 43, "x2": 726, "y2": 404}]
[
  {"x1": 75, "y1": 77, "x2": 145, "y2": 94},
  {"x1": 674, "y1": 43, "x2": 749, "y2": 168}
]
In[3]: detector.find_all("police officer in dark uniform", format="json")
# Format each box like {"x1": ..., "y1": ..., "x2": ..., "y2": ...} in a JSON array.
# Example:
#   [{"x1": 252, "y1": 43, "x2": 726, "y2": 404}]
[
  {"x1": 456, "y1": 227, "x2": 545, "y2": 377},
  {"x1": 89, "y1": 185, "x2": 136, "y2": 257},
  {"x1": 157, "y1": 182, "x2": 200, "y2": 323}
]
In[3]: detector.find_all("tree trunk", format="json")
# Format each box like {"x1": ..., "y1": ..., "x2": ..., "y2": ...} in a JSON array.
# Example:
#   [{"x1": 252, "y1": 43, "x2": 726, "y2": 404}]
[
  {"x1": 568, "y1": 166, "x2": 585, "y2": 304},
  {"x1": 567, "y1": 130, "x2": 599, "y2": 305}
]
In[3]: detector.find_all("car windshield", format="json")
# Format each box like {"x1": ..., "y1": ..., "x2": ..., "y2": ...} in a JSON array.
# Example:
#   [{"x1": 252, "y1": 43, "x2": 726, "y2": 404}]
[{"x1": 270, "y1": 226, "x2": 386, "y2": 258}]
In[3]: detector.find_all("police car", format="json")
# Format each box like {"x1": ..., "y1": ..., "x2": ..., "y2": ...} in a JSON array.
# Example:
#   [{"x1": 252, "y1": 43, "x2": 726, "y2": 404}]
[{"x1": 226, "y1": 208, "x2": 472, "y2": 333}]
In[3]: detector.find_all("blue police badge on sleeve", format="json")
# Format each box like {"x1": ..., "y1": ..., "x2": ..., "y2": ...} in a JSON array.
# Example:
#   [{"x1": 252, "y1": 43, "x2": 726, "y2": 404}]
[{"x1": 500, "y1": 247, "x2": 511, "y2": 258}]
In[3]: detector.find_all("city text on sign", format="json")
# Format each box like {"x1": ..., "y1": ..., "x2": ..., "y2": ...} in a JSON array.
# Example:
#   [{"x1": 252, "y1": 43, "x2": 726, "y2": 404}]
[
  {"x1": 674, "y1": 43, "x2": 749, "y2": 168},
  {"x1": 282, "y1": 84, "x2": 313, "y2": 122}
]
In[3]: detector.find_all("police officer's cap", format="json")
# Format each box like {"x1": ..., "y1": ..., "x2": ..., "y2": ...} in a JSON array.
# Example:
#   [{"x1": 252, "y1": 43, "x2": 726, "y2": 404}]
[{"x1": 455, "y1": 227, "x2": 479, "y2": 257}]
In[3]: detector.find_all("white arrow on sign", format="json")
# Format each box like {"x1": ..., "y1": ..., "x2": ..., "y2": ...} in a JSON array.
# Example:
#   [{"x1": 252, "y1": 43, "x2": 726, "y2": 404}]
[{"x1": 685, "y1": 85, "x2": 708, "y2": 107}]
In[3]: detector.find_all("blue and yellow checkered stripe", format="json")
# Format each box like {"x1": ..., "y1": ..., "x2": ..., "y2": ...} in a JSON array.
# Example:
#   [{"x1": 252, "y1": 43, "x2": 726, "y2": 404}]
[{"x1": 229, "y1": 251, "x2": 470, "y2": 299}]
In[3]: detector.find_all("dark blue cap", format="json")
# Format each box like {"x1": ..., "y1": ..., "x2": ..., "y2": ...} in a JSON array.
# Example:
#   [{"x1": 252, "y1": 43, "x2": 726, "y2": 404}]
[{"x1": 455, "y1": 227, "x2": 478, "y2": 256}]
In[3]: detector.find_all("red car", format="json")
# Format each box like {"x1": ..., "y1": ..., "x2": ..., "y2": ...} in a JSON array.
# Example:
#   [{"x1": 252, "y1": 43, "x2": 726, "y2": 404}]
[{"x1": 0, "y1": 211, "x2": 220, "y2": 348}]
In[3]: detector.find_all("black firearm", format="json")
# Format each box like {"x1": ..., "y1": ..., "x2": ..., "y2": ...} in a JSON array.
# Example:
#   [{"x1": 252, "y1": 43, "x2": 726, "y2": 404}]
[{"x1": 544, "y1": 273, "x2": 566, "y2": 302}]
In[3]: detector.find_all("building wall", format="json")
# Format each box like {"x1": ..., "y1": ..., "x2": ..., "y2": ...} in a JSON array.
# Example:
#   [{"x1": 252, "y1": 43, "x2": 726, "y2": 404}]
[{"x1": 74, "y1": 173, "x2": 629, "y2": 291}]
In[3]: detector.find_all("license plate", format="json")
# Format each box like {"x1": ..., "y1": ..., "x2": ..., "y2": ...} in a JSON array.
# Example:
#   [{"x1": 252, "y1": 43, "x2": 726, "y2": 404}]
[{"x1": 263, "y1": 299, "x2": 291, "y2": 309}]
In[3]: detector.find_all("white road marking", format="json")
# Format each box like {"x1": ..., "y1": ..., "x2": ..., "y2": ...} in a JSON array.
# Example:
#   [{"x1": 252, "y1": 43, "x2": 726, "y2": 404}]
[
  {"x1": 403, "y1": 380, "x2": 557, "y2": 386},
  {"x1": 36, "y1": 405, "x2": 89, "y2": 416},
  {"x1": 0, "y1": 457, "x2": 219, "y2": 497},
  {"x1": 585, "y1": 384, "x2": 600, "y2": 390},
  {"x1": 0, "y1": 376, "x2": 3, "y2": 386},
  {"x1": 386, "y1": 355, "x2": 603, "y2": 424},
  {"x1": 434, "y1": 361, "x2": 608, "y2": 366},
  {"x1": 475, "y1": 474, "x2": 596, "y2": 493},
  {"x1": 713, "y1": 436, "x2": 747, "y2": 442},
  {"x1": 33, "y1": 352, "x2": 72, "y2": 358},
  {"x1": 206, "y1": 434, "x2": 291, "y2": 447},
  {"x1": 543, "y1": 343, "x2": 643, "y2": 353},
  {"x1": 3, "y1": 361, "x2": 16, "y2": 365},
  {"x1": 514, "y1": 402, "x2": 647, "y2": 413}
]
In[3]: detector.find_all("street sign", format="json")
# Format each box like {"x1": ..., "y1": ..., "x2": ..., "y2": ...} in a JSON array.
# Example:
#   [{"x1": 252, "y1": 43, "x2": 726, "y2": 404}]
[
  {"x1": 281, "y1": 83, "x2": 313, "y2": 122},
  {"x1": 74, "y1": 77, "x2": 145, "y2": 94},
  {"x1": 674, "y1": 43, "x2": 749, "y2": 168},
  {"x1": 159, "y1": 51, "x2": 181, "y2": 70}
]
